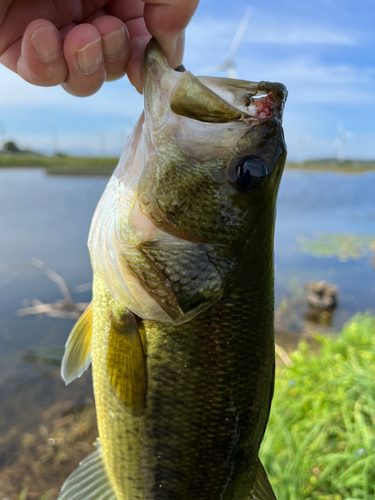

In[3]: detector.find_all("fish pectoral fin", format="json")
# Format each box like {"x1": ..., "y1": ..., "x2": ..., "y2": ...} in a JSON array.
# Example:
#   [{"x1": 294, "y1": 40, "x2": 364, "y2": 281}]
[
  {"x1": 58, "y1": 442, "x2": 117, "y2": 500},
  {"x1": 107, "y1": 309, "x2": 147, "y2": 417},
  {"x1": 250, "y1": 459, "x2": 277, "y2": 500},
  {"x1": 61, "y1": 301, "x2": 93, "y2": 385}
]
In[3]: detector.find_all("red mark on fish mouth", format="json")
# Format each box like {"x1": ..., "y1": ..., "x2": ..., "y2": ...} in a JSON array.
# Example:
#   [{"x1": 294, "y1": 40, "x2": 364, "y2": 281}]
[
  {"x1": 254, "y1": 94, "x2": 275, "y2": 119},
  {"x1": 241, "y1": 84, "x2": 287, "y2": 122}
]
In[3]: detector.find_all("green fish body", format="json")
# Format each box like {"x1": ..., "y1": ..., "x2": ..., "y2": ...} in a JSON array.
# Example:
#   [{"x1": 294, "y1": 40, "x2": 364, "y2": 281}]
[{"x1": 58, "y1": 40, "x2": 287, "y2": 500}]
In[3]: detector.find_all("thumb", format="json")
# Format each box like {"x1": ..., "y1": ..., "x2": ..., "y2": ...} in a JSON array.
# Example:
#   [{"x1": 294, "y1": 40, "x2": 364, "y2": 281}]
[{"x1": 143, "y1": 0, "x2": 199, "y2": 68}]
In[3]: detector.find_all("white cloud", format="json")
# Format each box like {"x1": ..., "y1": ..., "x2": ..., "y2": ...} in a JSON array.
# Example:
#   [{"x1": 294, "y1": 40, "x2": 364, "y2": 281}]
[
  {"x1": 285, "y1": 132, "x2": 375, "y2": 162},
  {"x1": 11, "y1": 125, "x2": 135, "y2": 157},
  {"x1": 183, "y1": 14, "x2": 373, "y2": 108},
  {"x1": 186, "y1": 15, "x2": 358, "y2": 55},
  {"x1": 281, "y1": 107, "x2": 375, "y2": 161},
  {"x1": 0, "y1": 66, "x2": 143, "y2": 119},
  {"x1": 0, "y1": 65, "x2": 142, "y2": 155},
  {"x1": 233, "y1": 56, "x2": 375, "y2": 105},
  {"x1": 247, "y1": 25, "x2": 356, "y2": 46}
]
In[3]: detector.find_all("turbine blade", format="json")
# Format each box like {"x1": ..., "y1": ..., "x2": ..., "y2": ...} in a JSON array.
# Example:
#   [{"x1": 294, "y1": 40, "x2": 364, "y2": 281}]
[
  {"x1": 227, "y1": 64, "x2": 237, "y2": 79},
  {"x1": 341, "y1": 130, "x2": 354, "y2": 140},
  {"x1": 226, "y1": 8, "x2": 252, "y2": 63},
  {"x1": 198, "y1": 62, "x2": 228, "y2": 74}
]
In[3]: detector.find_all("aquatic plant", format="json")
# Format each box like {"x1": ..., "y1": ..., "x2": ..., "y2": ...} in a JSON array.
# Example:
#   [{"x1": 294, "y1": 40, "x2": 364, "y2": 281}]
[
  {"x1": 261, "y1": 313, "x2": 375, "y2": 499},
  {"x1": 297, "y1": 233, "x2": 375, "y2": 264},
  {"x1": 17, "y1": 487, "x2": 51, "y2": 500}
]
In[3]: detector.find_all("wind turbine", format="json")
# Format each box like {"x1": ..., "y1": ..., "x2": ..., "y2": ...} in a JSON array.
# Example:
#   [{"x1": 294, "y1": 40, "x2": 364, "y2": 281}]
[
  {"x1": 332, "y1": 121, "x2": 353, "y2": 163},
  {"x1": 199, "y1": 8, "x2": 252, "y2": 79}
]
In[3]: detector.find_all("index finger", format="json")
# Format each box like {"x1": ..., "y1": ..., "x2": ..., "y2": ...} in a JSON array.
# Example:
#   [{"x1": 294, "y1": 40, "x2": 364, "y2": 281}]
[{"x1": 143, "y1": 0, "x2": 200, "y2": 68}]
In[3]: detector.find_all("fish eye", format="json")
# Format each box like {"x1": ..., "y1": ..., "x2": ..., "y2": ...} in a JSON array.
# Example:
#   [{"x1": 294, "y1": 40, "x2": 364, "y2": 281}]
[{"x1": 234, "y1": 156, "x2": 268, "y2": 191}]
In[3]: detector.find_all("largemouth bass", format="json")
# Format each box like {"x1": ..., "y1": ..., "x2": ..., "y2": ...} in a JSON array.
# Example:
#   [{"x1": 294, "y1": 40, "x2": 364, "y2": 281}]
[{"x1": 58, "y1": 40, "x2": 287, "y2": 500}]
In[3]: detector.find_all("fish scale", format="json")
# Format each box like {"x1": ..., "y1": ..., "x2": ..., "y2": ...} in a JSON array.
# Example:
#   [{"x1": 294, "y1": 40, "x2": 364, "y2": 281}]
[{"x1": 92, "y1": 244, "x2": 275, "y2": 500}]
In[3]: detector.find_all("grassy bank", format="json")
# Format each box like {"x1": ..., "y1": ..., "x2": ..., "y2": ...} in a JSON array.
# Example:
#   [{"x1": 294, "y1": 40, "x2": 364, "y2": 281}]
[
  {"x1": 286, "y1": 160, "x2": 375, "y2": 174},
  {"x1": 261, "y1": 313, "x2": 375, "y2": 499},
  {"x1": 0, "y1": 154, "x2": 118, "y2": 175},
  {"x1": 1, "y1": 153, "x2": 375, "y2": 175}
]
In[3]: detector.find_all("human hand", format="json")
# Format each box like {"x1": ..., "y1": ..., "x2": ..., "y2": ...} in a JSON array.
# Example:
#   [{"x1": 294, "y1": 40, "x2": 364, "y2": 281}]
[{"x1": 0, "y1": 0, "x2": 199, "y2": 96}]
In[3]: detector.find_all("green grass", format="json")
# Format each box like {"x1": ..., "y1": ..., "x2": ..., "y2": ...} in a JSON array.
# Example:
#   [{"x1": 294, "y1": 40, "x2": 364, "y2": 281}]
[
  {"x1": 261, "y1": 313, "x2": 375, "y2": 499},
  {"x1": 286, "y1": 161, "x2": 375, "y2": 173},
  {"x1": 297, "y1": 233, "x2": 375, "y2": 263},
  {"x1": 0, "y1": 154, "x2": 118, "y2": 175},
  {"x1": 1, "y1": 153, "x2": 375, "y2": 175},
  {"x1": 17, "y1": 487, "x2": 52, "y2": 500}
]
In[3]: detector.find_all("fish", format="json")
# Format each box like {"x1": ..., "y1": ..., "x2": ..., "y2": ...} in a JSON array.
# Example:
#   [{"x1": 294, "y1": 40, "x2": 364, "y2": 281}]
[{"x1": 58, "y1": 39, "x2": 287, "y2": 500}]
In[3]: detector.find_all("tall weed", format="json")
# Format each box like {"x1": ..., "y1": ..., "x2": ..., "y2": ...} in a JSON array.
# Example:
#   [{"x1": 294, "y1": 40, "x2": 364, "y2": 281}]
[{"x1": 261, "y1": 314, "x2": 375, "y2": 500}]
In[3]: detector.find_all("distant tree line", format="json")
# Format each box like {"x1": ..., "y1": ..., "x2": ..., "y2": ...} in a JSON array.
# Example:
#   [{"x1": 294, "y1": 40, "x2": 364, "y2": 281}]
[{"x1": 3, "y1": 140, "x2": 21, "y2": 152}]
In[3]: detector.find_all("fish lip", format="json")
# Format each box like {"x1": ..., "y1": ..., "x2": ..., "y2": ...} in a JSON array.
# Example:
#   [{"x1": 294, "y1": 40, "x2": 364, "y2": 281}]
[{"x1": 250, "y1": 81, "x2": 288, "y2": 121}]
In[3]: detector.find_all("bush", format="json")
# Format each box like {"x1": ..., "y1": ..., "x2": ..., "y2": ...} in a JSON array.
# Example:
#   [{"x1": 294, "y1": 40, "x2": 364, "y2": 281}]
[
  {"x1": 4, "y1": 140, "x2": 21, "y2": 152},
  {"x1": 261, "y1": 314, "x2": 375, "y2": 500}
]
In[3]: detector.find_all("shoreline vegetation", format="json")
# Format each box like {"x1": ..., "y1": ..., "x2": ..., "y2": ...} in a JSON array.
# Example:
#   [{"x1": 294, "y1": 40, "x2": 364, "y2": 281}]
[
  {"x1": 1, "y1": 151, "x2": 375, "y2": 176},
  {"x1": 0, "y1": 152, "x2": 118, "y2": 176},
  {"x1": 262, "y1": 313, "x2": 375, "y2": 499}
]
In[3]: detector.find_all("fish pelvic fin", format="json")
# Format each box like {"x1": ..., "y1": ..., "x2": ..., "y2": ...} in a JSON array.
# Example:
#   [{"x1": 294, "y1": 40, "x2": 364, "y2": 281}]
[
  {"x1": 61, "y1": 301, "x2": 93, "y2": 385},
  {"x1": 58, "y1": 442, "x2": 117, "y2": 500},
  {"x1": 107, "y1": 309, "x2": 147, "y2": 417},
  {"x1": 250, "y1": 459, "x2": 277, "y2": 500}
]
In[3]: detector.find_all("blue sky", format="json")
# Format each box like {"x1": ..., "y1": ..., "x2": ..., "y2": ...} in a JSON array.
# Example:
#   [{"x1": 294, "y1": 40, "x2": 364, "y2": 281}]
[{"x1": 0, "y1": 0, "x2": 374, "y2": 161}]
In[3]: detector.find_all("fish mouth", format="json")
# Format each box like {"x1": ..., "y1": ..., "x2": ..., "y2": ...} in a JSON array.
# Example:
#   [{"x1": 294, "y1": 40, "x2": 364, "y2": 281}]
[
  {"x1": 144, "y1": 39, "x2": 287, "y2": 126},
  {"x1": 196, "y1": 76, "x2": 287, "y2": 121}
]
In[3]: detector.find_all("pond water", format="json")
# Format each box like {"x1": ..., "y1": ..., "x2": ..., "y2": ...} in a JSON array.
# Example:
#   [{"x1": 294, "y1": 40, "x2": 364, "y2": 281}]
[{"x1": 0, "y1": 167, "x2": 374, "y2": 498}]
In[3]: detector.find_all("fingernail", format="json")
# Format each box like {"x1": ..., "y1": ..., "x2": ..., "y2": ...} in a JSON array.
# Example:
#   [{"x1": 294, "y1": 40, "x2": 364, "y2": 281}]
[
  {"x1": 172, "y1": 32, "x2": 185, "y2": 68},
  {"x1": 162, "y1": 32, "x2": 185, "y2": 70},
  {"x1": 76, "y1": 38, "x2": 102, "y2": 74},
  {"x1": 31, "y1": 26, "x2": 61, "y2": 63},
  {"x1": 102, "y1": 27, "x2": 126, "y2": 62}
]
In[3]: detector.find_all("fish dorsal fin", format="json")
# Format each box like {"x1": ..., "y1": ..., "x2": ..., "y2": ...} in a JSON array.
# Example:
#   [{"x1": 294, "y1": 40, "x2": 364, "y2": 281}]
[
  {"x1": 250, "y1": 460, "x2": 277, "y2": 500},
  {"x1": 58, "y1": 443, "x2": 116, "y2": 500},
  {"x1": 107, "y1": 310, "x2": 147, "y2": 417},
  {"x1": 61, "y1": 301, "x2": 93, "y2": 385}
]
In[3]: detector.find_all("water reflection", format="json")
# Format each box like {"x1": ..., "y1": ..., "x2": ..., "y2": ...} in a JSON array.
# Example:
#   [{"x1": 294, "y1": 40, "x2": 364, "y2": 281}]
[{"x1": 22, "y1": 347, "x2": 64, "y2": 368}]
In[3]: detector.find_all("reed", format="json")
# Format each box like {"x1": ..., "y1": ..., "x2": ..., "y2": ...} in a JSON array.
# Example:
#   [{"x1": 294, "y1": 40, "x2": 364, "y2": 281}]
[
  {"x1": 261, "y1": 313, "x2": 375, "y2": 499},
  {"x1": 17, "y1": 488, "x2": 51, "y2": 500}
]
